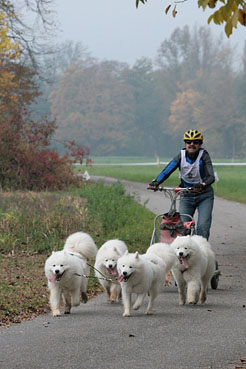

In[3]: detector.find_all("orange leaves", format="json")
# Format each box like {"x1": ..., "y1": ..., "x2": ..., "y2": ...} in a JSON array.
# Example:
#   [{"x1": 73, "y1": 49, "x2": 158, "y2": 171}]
[{"x1": 168, "y1": 89, "x2": 203, "y2": 134}]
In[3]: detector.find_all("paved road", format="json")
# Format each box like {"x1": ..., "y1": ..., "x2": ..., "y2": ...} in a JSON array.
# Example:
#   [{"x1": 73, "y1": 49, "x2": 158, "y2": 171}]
[{"x1": 1, "y1": 178, "x2": 246, "y2": 369}]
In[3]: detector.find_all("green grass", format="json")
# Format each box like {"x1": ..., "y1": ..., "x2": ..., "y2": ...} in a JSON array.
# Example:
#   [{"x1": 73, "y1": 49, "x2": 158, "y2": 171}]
[
  {"x1": 89, "y1": 156, "x2": 246, "y2": 164},
  {"x1": 76, "y1": 161, "x2": 246, "y2": 204}
]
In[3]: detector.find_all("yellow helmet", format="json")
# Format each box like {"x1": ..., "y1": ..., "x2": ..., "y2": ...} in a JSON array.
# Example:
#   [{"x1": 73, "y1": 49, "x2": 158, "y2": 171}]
[{"x1": 183, "y1": 129, "x2": 203, "y2": 141}]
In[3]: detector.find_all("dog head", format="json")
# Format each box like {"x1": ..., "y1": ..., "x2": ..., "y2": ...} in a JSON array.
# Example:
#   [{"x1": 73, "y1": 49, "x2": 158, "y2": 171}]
[
  {"x1": 171, "y1": 236, "x2": 193, "y2": 269},
  {"x1": 117, "y1": 251, "x2": 140, "y2": 282},
  {"x1": 45, "y1": 251, "x2": 69, "y2": 282},
  {"x1": 102, "y1": 247, "x2": 122, "y2": 276}
]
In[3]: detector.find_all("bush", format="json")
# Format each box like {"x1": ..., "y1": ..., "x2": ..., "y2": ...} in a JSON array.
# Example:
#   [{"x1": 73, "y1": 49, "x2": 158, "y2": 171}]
[{"x1": 0, "y1": 109, "x2": 90, "y2": 190}]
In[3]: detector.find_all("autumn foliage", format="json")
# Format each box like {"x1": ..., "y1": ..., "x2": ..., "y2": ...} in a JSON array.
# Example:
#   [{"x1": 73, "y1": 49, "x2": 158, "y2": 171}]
[
  {"x1": 0, "y1": 11, "x2": 90, "y2": 191},
  {"x1": 0, "y1": 109, "x2": 90, "y2": 190}
]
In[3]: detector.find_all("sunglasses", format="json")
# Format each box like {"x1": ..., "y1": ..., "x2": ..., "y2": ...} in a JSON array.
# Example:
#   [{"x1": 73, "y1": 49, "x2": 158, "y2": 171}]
[{"x1": 185, "y1": 140, "x2": 202, "y2": 145}]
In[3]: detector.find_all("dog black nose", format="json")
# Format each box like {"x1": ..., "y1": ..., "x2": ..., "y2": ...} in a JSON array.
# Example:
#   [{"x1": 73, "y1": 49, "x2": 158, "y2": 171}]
[
  {"x1": 108, "y1": 264, "x2": 112, "y2": 268},
  {"x1": 123, "y1": 271, "x2": 127, "y2": 276},
  {"x1": 179, "y1": 252, "x2": 183, "y2": 256},
  {"x1": 55, "y1": 269, "x2": 60, "y2": 274}
]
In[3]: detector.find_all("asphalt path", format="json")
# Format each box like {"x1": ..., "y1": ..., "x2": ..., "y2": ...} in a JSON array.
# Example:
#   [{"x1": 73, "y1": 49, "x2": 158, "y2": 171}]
[{"x1": 1, "y1": 177, "x2": 246, "y2": 369}]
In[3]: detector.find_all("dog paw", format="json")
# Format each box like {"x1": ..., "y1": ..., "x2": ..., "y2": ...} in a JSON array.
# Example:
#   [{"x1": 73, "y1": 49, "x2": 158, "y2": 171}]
[
  {"x1": 64, "y1": 311, "x2": 70, "y2": 314},
  {"x1": 200, "y1": 292, "x2": 207, "y2": 304},
  {"x1": 133, "y1": 304, "x2": 140, "y2": 310},
  {"x1": 81, "y1": 292, "x2": 88, "y2": 304},
  {"x1": 52, "y1": 310, "x2": 61, "y2": 317},
  {"x1": 145, "y1": 309, "x2": 154, "y2": 315},
  {"x1": 123, "y1": 312, "x2": 131, "y2": 317}
]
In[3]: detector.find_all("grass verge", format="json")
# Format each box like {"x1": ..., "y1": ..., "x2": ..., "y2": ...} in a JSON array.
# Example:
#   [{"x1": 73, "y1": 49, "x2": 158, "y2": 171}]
[{"x1": 77, "y1": 164, "x2": 246, "y2": 203}]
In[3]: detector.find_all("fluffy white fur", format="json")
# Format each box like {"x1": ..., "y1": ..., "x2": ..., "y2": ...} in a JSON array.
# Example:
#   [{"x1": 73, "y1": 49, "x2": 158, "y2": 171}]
[
  {"x1": 45, "y1": 232, "x2": 98, "y2": 317},
  {"x1": 117, "y1": 251, "x2": 166, "y2": 317},
  {"x1": 146, "y1": 242, "x2": 178, "y2": 273},
  {"x1": 94, "y1": 239, "x2": 128, "y2": 303},
  {"x1": 171, "y1": 235, "x2": 215, "y2": 305}
]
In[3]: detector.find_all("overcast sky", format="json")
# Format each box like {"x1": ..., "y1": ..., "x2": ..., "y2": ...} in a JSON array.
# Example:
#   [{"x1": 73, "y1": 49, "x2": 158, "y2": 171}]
[{"x1": 55, "y1": 0, "x2": 245, "y2": 65}]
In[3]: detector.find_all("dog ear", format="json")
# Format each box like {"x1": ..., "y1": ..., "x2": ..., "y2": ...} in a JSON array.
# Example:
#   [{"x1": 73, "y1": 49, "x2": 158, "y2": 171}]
[
  {"x1": 135, "y1": 251, "x2": 139, "y2": 259},
  {"x1": 124, "y1": 250, "x2": 128, "y2": 256}
]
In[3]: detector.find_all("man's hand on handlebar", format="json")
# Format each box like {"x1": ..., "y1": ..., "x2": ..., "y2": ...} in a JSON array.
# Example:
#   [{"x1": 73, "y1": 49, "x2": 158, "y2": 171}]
[
  {"x1": 147, "y1": 180, "x2": 160, "y2": 191},
  {"x1": 193, "y1": 183, "x2": 205, "y2": 192}
]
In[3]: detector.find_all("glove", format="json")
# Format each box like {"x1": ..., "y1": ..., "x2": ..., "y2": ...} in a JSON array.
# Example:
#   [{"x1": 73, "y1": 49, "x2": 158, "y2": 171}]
[
  {"x1": 148, "y1": 180, "x2": 160, "y2": 191},
  {"x1": 193, "y1": 183, "x2": 204, "y2": 191}
]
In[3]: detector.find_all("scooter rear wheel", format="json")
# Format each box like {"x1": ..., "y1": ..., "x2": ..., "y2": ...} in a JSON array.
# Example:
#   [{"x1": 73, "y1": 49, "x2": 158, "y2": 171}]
[{"x1": 210, "y1": 260, "x2": 220, "y2": 290}]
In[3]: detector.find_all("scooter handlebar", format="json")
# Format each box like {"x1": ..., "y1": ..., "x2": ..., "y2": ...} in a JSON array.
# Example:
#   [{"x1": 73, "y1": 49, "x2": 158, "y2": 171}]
[{"x1": 147, "y1": 185, "x2": 193, "y2": 192}]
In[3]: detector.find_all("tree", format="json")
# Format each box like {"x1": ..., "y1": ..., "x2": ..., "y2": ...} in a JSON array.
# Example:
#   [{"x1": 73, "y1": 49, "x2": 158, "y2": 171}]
[
  {"x1": 0, "y1": 10, "x2": 90, "y2": 190},
  {"x1": 155, "y1": 26, "x2": 243, "y2": 157},
  {"x1": 30, "y1": 41, "x2": 92, "y2": 122},
  {"x1": 0, "y1": 0, "x2": 57, "y2": 68},
  {"x1": 233, "y1": 42, "x2": 246, "y2": 156},
  {"x1": 49, "y1": 60, "x2": 135, "y2": 155},
  {"x1": 135, "y1": 0, "x2": 246, "y2": 37},
  {"x1": 123, "y1": 57, "x2": 174, "y2": 156}
]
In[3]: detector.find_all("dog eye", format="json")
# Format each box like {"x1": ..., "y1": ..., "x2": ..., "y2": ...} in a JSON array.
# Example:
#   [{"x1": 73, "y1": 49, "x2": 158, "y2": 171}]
[
  {"x1": 184, "y1": 248, "x2": 188, "y2": 250},
  {"x1": 105, "y1": 259, "x2": 108, "y2": 262},
  {"x1": 112, "y1": 259, "x2": 115, "y2": 262},
  {"x1": 53, "y1": 265, "x2": 55, "y2": 267},
  {"x1": 60, "y1": 264, "x2": 64, "y2": 267},
  {"x1": 129, "y1": 266, "x2": 132, "y2": 268},
  {"x1": 122, "y1": 265, "x2": 125, "y2": 267}
]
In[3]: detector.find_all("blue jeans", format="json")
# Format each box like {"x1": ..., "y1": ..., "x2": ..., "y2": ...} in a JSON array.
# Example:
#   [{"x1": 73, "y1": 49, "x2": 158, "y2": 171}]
[{"x1": 179, "y1": 186, "x2": 214, "y2": 240}]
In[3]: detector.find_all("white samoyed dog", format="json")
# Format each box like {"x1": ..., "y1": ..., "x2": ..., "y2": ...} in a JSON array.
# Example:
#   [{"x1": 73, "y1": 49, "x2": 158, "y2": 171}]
[
  {"x1": 171, "y1": 235, "x2": 215, "y2": 305},
  {"x1": 45, "y1": 232, "x2": 98, "y2": 317},
  {"x1": 146, "y1": 242, "x2": 178, "y2": 286},
  {"x1": 146, "y1": 242, "x2": 178, "y2": 274},
  {"x1": 117, "y1": 251, "x2": 166, "y2": 317},
  {"x1": 94, "y1": 239, "x2": 128, "y2": 303}
]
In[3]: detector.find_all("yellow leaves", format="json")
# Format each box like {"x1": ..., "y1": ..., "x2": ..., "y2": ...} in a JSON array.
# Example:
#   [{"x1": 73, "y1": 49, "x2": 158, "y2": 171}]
[
  {"x1": 0, "y1": 11, "x2": 21, "y2": 112},
  {"x1": 0, "y1": 12, "x2": 20, "y2": 59},
  {"x1": 238, "y1": 8, "x2": 246, "y2": 25},
  {"x1": 202, "y1": 0, "x2": 246, "y2": 36},
  {"x1": 208, "y1": 0, "x2": 218, "y2": 8},
  {"x1": 164, "y1": 4, "x2": 177, "y2": 17},
  {"x1": 137, "y1": 0, "x2": 246, "y2": 36},
  {"x1": 172, "y1": 5, "x2": 177, "y2": 17},
  {"x1": 165, "y1": 4, "x2": 171, "y2": 14}
]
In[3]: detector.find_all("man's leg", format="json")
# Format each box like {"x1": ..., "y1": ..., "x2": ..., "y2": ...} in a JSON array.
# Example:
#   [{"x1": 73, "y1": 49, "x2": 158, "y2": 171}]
[
  {"x1": 196, "y1": 189, "x2": 214, "y2": 240},
  {"x1": 179, "y1": 194, "x2": 195, "y2": 222}
]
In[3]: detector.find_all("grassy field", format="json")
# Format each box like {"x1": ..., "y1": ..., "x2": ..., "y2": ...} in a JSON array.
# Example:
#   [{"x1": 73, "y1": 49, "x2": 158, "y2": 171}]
[{"x1": 76, "y1": 158, "x2": 246, "y2": 204}]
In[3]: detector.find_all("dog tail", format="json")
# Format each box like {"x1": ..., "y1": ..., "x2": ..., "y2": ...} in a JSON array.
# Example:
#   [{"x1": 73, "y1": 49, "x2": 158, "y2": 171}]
[
  {"x1": 146, "y1": 243, "x2": 178, "y2": 273},
  {"x1": 63, "y1": 232, "x2": 98, "y2": 261}
]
